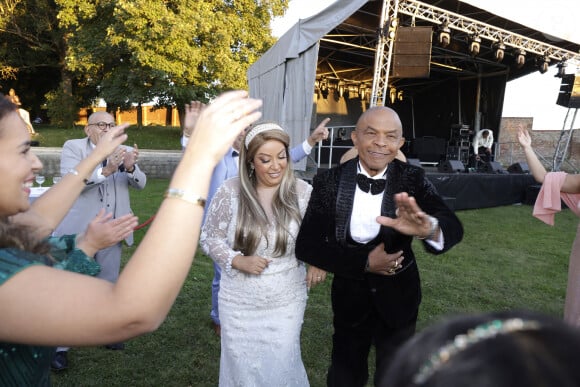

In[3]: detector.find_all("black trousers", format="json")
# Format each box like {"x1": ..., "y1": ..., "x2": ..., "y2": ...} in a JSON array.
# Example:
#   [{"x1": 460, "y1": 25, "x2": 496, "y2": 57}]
[{"x1": 326, "y1": 285, "x2": 416, "y2": 387}]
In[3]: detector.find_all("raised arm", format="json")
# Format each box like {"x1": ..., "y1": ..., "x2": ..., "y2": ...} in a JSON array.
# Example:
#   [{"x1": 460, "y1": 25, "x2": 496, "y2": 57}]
[
  {"x1": 10, "y1": 126, "x2": 129, "y2": 237},
  {"x1": 0, "y1": 90, "x2": 263, "y2": 347},
  {"x1": 289, "y1": 117, "x2": 330, "y2": 163},
  {"x1": 517, "y1": 127, "x2": 547, "y2": 183}
]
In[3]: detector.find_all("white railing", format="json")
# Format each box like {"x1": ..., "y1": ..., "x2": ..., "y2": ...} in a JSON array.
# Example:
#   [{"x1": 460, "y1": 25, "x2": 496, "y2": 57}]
[{"x1": 315, "y1": 125, "x2": 356, "y2": 169}]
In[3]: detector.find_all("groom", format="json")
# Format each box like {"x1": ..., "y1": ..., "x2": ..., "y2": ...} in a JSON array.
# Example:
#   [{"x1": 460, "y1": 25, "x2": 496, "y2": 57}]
[{"x1": 296, "y1": 106, "x2": 463, "y2": 386}]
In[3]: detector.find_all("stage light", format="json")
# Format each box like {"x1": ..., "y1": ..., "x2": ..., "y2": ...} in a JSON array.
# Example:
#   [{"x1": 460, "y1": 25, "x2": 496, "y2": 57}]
[
  {"x1": 338, "y1": 81, "x2": 345, "y2": 98},
  {"x1": 493, "y1": 41, "x2": 505, "y2": 62},
  {"x1": 538, "y1": 56, "x2": 550, "y2": 74},
  {"x1": 320, "y1": 78, "x2": 329, "y2": 99},
  {"x1": 468, "y1": 35, "x2": 481, "y2": 56},
  {"x1": 515, "y1": 49, "x2": 526, "y2": 69},
  {"x1": 389, "y1": 87, "x2": 397, "y2": 104},
  {"x1": 397, "y1": 90, "x2": 404, "y2": 101},
  {"x1": 385, "y1": 17, "x2": 398, "y2": 40},
  {"x1": 555, "y1": 61, "x2": 567, "y2": 78},
  {"x1": 438, "y1": 23, "x2": 451, "y2": 48},
  {"x1": 347, "y1": 85, "x2": 359, "y2": 99},
  {"x1": 359, "y1": 84, "x2": 367, "y2": 100}
]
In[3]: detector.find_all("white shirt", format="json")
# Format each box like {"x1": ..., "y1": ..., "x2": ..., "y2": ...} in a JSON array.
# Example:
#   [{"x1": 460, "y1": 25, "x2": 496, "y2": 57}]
[
  {"x1": 350, "y1": 162, "x2": 444, "y2": 249},
  {"x1": 473, "y1": 129, "x2": 494, "y2": 154},
  {"x1": 350, "y1": 164, "x2": 388, "y2": 244}
]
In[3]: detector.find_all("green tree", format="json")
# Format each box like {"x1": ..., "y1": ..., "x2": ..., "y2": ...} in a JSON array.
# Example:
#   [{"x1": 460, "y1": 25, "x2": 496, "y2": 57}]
[
  {"x1": 0, "y1": 0, "x2": 64, "y2": 119},
  {"x1": 56, "y1": 0, "x2": 288, "y2": 127},
  {"x1": 1, "y1": 0, "x2": 288, "y2": 128}
]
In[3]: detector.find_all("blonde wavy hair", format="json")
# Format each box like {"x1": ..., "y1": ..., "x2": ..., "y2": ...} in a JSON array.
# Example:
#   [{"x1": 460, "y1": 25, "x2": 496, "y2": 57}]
[{"x1": 233, "y1": 123, "x2": 301, "y2": 256}]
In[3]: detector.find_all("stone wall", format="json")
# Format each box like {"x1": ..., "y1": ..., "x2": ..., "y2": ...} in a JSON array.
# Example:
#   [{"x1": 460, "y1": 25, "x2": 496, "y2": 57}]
[
  {"x1": 33, "y1": 148, "x2": 181, "y2": 179},
  {"x1": 497, "y1": 117, "x2": 579, "y2": 172}
]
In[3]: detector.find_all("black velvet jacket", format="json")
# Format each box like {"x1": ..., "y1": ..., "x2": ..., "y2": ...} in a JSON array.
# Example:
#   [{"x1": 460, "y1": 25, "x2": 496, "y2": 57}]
[{"x1": 295, "y1": 158, "x2": 464, "y2": 326}]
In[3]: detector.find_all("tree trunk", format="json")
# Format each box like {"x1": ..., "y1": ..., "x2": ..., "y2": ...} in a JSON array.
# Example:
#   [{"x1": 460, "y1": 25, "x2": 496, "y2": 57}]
[{"x1": 136, "y1": 102, "x2": 143, "y2": 129}]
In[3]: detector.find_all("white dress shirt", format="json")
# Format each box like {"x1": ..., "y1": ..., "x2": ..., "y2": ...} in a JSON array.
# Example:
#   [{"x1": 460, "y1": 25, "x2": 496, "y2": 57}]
[
  {"x1": 350, "y1": 162, "x2": 444, "y2": 249},
  {"x1": 350, "y1": 164, "x2": 388, "y2": 244}
]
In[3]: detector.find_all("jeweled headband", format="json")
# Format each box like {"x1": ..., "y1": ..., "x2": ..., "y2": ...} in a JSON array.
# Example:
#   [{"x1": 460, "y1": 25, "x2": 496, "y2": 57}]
[
  {"x1": 413, "y1": 318, "x2": 540, "y2": 384},
  {"x1": 244, "y1": 123, "x2": 285, "y2": 149}
]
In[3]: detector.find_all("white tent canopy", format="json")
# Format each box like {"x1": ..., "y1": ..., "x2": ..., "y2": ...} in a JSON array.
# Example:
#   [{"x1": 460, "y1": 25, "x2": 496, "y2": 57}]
[{"x1": 247, "y1": 0, "x2": 366, "y2": 170}]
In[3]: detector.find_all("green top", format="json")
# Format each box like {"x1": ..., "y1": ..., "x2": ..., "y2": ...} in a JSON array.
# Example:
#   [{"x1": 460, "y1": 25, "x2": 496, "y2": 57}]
[{"x1": 0, "y1": 235, "x2": 100, "y2": 387}]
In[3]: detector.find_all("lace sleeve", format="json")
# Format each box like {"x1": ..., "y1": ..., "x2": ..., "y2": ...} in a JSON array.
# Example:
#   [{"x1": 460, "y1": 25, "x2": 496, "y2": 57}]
[
  {"x1": 297, "y1": 179, "x2": 313, "y2": 217},
  {"x1": 200, "y1": 178, "x2": 243, "y2": 277}
]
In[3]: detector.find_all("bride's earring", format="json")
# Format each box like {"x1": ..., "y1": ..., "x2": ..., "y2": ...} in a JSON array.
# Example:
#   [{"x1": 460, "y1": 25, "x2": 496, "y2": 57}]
[{"x1": 249, "y1": 164, "x2": 255, "y2": 177}]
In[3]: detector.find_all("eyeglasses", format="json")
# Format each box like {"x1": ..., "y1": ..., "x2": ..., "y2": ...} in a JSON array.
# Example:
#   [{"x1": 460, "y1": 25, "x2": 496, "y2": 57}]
[{"x1": 88, "y1": 122, "x2": 115, "y2": 130}]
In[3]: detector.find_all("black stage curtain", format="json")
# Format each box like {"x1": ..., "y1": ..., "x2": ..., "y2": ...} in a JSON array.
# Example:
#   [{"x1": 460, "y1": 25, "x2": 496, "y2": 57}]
[
  {"x1": 395, "y1": 73, "x2": 508, "y2": 144},
  {"x1": 426, "y1": 172, "x2": 536, "y2": 210}
]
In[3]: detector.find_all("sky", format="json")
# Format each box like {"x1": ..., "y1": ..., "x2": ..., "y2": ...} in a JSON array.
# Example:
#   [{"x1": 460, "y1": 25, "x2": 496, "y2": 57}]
[{"x1": 270, "y1": 0, "x2": 580, "y2": 131}]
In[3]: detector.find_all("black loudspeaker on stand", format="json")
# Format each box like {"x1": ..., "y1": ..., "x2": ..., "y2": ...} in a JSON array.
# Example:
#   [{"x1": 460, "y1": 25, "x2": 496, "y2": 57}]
[
  {"x1": 507, "y1": 162, "x2": 529, "y2": 174},
  {"x1": 438, "y1": 160, "x2": 465, "y2": 173},
  {"x1": 483, "y1": 161, "x2": 505, "y2": 174}
]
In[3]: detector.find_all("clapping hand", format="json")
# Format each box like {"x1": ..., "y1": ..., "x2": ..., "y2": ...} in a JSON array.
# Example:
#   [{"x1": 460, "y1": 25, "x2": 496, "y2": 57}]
[
  {"x1": 76, "y1": 209, "x2": 138, "y2": 257},
  {"x1": 103, "y1": 147, "x2": 126, "y2": 176},
  {"x1": 122, "y1": 144, "x2": 139, "y2": 172},
  {"x1": 93, "y1": 124, "x2": 129, "y2": 162}
]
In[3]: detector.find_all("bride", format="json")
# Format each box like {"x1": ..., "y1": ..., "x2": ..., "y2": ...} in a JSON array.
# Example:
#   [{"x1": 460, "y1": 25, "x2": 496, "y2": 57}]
[{"x1": 201, "y1": 122, "x2": 326, "y2": 386}]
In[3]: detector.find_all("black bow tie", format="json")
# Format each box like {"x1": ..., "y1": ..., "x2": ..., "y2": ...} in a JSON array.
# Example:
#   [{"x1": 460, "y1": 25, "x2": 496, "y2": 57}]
[
  {"x1": 356, "y1": 174, "x2": 386, "y2": 195},
  {"x1": 232, "y1": 150, "x2": 239, "y2": 157}
]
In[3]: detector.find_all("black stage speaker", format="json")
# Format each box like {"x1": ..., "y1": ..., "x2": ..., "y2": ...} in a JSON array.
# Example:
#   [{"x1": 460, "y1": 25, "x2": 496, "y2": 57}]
[
  {"x1": 438, "y1": 160, "x2": 464, "y2": 173},
  {"x1": 483, "y1": 161, "x2": 505, "y2": 174},
  {"x1": 407, "y1": 158, "x2": 422, "y2": 168},
  {"x1": 507, "y1": 162, "x2": 529, "y2": 174},
  {"x1": 556, "y1": 74, "x2": 580, "y2": 108},
  {"x1": 392, "y1": 26, "x2": 432, "y2": 78}
]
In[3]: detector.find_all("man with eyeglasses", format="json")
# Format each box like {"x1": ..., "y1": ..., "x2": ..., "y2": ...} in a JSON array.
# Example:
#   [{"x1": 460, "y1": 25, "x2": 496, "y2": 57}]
[{"x1": 51, "y1": 111, "x2": 147, "y2": 370}]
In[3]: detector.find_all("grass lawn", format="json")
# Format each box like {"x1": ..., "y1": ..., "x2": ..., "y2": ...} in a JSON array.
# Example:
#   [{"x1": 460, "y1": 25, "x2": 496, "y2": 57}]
[
  {"x1": 32, "y1": 124, "x2": 183, "y2": 150},
  {"x1": 50, "y1": 178, "x2": 578, "y2": 387}
]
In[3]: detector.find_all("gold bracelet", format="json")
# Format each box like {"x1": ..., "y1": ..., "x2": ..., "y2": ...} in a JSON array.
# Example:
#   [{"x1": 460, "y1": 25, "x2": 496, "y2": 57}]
[{"x1": 164, "y1": 188, "x2": 206, "y2": 207}]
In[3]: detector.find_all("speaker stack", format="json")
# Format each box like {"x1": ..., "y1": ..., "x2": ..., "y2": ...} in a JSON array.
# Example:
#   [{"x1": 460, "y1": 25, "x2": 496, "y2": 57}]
[{"x1": 557, "y1": 74, "x2": 580, "y2": 108}]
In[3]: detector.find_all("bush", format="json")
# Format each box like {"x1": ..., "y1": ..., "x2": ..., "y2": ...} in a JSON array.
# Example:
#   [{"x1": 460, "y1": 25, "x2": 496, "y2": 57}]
[{"x1": 45, "y1": 86, "x2": 78, "y2": 127}]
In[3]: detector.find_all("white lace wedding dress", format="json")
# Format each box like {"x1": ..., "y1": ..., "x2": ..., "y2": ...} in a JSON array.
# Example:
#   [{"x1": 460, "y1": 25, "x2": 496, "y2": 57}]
[{"x1": 200, "y1": 177, "x2": 312, "y2": 387}]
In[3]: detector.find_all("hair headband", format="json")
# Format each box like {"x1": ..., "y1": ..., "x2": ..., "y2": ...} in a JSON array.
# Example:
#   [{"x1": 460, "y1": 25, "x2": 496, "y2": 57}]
[
  {"x1": 244, "y1": 123, "x2": 285, "y2": 149},
  {"x1": 413, "y1": 318, "x2": 540, "y2": 384}
]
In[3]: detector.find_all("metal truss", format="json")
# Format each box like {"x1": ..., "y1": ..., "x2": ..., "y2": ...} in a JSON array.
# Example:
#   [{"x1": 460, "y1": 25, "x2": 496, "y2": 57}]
[
  {"x1": 370, "y1": 0, "x2": 580, "y2": 107},
  {"x1": 397, "y1": 0, "x2": 579, "y2": 62},
  {"x1": 370, "y1": 0, "x2": 399, "y2": 107},
  {"x1": 553, "y1": 108, "x2": 578, "y2": 171}
]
